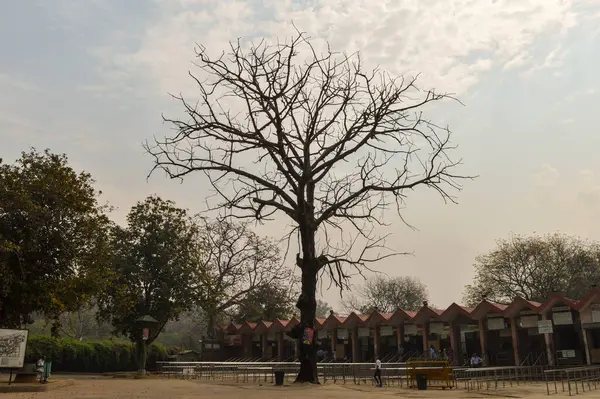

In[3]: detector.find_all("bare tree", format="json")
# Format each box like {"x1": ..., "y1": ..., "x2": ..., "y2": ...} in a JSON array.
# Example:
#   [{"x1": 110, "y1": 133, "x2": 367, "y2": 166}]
[
  {"x1": 463, "y1": 233, "x2": 600, "y2": 307},
  {"x1": 194, "y1": 217, "x2": 293, "y2": 337},
  {"x1": 147, "y1": 32, "x2": 468, "y2": 382},
  {"x1": 342, "y1": 275, "x2": 429, "y2": 313}
]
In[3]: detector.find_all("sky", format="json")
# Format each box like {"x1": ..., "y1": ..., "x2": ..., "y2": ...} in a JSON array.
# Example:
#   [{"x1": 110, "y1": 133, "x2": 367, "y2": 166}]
[{"x1": 2, "y1": 0, "x2": 600, "y2": 311}]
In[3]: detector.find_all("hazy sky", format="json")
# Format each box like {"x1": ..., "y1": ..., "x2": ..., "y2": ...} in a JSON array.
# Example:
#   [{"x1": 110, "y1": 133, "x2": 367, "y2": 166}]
[{"x1": 2, "y1": 0, "x2": 600, "y2": 311}]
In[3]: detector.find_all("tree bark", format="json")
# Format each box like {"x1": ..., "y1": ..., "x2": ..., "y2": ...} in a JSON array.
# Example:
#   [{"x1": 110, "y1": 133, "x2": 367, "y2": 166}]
[
  {"x1": 294, "y1": 266, "x2": 318, "y2": 383},
  {"x1": 136, "y1": 339, "x2": 147, "y2": 374}
]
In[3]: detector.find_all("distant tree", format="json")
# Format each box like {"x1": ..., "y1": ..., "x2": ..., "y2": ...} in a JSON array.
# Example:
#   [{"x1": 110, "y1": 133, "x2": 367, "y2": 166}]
[
  {"x1": 97, "y1": 196, "x2": 199, "y2": 371},
  {"x1": 194, "y1": 217, "x2": 293, "y2": 336},
  {"x1": 147, "y1": 32, "x2": 468, "y2": 382},
  {"x1": 315, "y1": 300, "x2": 332, "y2": 318},
  {"x1": 0, "y1": 149, "x2": 111, "y2": 329},
  {"x1": 463, "y1": 233, "x2": 600, "y2": 306},
  {"x1": 343, "y1": 275, "x2": 429, "y2": 313},
  {"x1": 233, "y1": 282, "x2": 297, "y2": 323}
]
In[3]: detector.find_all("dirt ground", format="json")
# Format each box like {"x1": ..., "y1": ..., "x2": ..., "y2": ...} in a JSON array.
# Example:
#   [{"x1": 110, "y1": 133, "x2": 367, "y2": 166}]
[{"x1": 1, "y1": 378, "x2": 598, "y2": 399}]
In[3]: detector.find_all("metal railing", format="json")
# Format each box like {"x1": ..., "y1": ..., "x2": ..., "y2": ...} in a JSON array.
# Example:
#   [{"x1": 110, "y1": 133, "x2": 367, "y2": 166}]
[
  {"x1": 454, "y1": 365, "x2": 548, "y2": 391},
  {"x1": 545, "y1": 366, "x2": 600, "y2": 396},
  {"x1": 157, "y1": 361, "x2": 420, "y2": 386}
]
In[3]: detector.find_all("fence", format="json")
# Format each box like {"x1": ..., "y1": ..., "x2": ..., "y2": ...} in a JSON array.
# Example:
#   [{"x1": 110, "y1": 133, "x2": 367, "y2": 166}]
[
  {"x1": 454, "y1": 365, "x2": 548, "y2": 391},
  {"x1": 157, "y1": 361, "x2": 441, "y2": 386},
  {"x1": 545, "y1": 366, "x2": 600, "y2": 396}
]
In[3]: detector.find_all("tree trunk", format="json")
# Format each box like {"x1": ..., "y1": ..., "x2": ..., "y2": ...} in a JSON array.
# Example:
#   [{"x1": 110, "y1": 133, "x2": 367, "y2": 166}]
[
  {"x1": 294, "y1": 266, "x2": 318, "y2": 383},
  {"x1": 136, "y1": 339, "x2": 147, "y2": 374}
]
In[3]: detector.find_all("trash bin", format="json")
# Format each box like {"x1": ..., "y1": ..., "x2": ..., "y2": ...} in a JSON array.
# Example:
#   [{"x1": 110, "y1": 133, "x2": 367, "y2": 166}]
[
  {"x1": 416, "y1": 374, "x2": 427, "y2": 390},
  {"x1": 274, "y1": 370, "x2": 285, "y2": 386}
]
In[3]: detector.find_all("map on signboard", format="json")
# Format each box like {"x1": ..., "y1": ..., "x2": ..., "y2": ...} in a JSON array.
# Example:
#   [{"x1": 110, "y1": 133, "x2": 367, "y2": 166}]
[{"x1": 0, "y1": 329, "x2": 29, "y2": 368}]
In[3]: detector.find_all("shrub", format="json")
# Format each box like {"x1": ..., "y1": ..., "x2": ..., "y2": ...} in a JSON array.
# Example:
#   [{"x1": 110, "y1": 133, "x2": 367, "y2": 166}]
[{"x1": 25, "y1": 335, "x2": 169, "y2": 373}]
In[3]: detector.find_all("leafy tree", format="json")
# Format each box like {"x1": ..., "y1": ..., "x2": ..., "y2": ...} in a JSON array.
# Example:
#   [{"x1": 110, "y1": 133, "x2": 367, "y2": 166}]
[
  {"x1": 463, "y1": 233, "x2": 600, "y2": 306},
  {"x1": 342, "y1": 275, "x2": 429, "y2": 313},
  {"x1": 97, "y1": 196, "x2": 199, "y2": 371},
  {"x1": 0, "y1": 149, "x2": 111, "y2": 328},
  {"x1": 315, "y1": 300, "x2": 332, "y2": 318},
  {"x1": 233, "y1": 282, "x2": 297, "y2": 323},
  {"x1": 147, "y1": 32, "x2": 467, "y2": 382},
  {"x1": 194, "y1": 217, "x2": 293, "y2": 337}
]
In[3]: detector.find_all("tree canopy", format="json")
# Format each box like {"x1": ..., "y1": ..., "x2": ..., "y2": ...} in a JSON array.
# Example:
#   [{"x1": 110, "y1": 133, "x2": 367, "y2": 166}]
[
  {"x1": 232, "y1": 282, "x2": 297, "y2": 323},
  {"x1": 463, "y1": 233, "x2": 600, "y2": 306},
  {"x1": 147, "y1": 32, "x2": 468, "y2": 382},
  {"x1": 343, "y1": 275, "x2": 429, "y2": 313},
  {"x1": 97, "y1": 196, "x2": 199, "y2": 345},
  {"x1": 0, "y1": 149, "x2": 111, "y2": 328}
]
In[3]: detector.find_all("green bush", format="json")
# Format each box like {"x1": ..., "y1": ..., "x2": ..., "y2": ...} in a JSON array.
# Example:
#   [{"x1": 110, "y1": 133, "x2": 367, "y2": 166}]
[{"x1": 25, "y1": 335, "x2": 169, "y2": 373}]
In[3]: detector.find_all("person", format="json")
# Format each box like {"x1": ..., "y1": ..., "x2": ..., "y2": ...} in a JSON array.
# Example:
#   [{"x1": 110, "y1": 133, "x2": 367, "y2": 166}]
[
  {"x1": 36, "y1": 357, "x2": 45, "y2": 383},
  {"x1": 374, "y1": 357, "x2": 382, "y2": 387},
  {"x1": 470, "y1": 353, "x2": 483, "y2": 368},
  {"x1": 429, "y1": 345, "x2": 437, "y2": 359}
]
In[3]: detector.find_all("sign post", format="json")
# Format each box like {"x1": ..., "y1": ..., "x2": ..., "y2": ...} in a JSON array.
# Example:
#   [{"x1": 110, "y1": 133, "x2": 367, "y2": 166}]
[{"x1": 538, "y1": 320, "x2": 553, "y2": 334}]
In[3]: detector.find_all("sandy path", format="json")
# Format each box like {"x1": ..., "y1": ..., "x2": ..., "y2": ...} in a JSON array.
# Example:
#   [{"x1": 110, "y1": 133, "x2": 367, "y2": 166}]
[{"x1": 1, "y1": 378, "x2": 597, "y2": 399}]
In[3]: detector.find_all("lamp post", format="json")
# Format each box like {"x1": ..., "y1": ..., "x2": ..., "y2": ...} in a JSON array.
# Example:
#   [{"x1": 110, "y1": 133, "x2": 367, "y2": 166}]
[{"x1": 134, "y1": 315, "x2": 158, "y2": 375}]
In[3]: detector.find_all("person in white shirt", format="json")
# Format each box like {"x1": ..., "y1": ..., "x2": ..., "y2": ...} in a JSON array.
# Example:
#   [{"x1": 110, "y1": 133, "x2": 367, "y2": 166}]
[
  {"x1": 374, "y1": 358, "x2": 382, "y2": 387},
  {"x1": 470, "y1": 353, "x2": 483, "y2": 368}
]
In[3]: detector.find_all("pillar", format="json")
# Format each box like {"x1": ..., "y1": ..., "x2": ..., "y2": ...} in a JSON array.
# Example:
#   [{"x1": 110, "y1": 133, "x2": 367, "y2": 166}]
[
  {"x1": 242, "y1": 335, "x2": 253, "y2": 357},
  {"x1": 261, "y1": 333, "x2": 268, "y2": 359},
  {"x1": 478, "y1": 319, "x2": 487, "y2": 364},
  {"x1": 423, "y1": 323, "x2": 430, "y2": 357},
  {"x1": 510, "y1": 317, "x2": 520, "y2": 366},
  {"x1": 396, "y1": 325, "x2": 405, "y2": 347},
  {"x1": 582, "y1": 328, "x2": 592, "y2": 365},
  {"x1": 449, "y1": 322, "x2": 460, "y2": 365},
  {"x1": 330, "y1": 329, "x2": 338, "y2": 359},
  {"x1": 277, "y1": 332, "x2": 284, "y2": 361},
  {"x1": 294, "y1": 339, "x2": 300, "y2": 360},
  {"x1": 542, "y1": 314, "x2": 555, "y2": 366},
  {"x1": 351, "y1": 327, "x2": 359, "y2": 362},
  {"x1": 374, "y1": 326, "x2": 381, "y2": 359}
]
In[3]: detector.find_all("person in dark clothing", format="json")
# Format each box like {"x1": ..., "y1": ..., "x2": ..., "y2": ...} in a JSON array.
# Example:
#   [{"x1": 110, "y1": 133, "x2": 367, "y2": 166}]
[{"x1": 374, "y1": 357, "x2": 382, "y2": 387}]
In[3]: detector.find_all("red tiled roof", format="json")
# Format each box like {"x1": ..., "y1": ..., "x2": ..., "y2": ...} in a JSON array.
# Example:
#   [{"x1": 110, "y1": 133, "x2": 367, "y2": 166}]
[{"x1": 224, "y1": 288, "x2": 600, "y2": 333}]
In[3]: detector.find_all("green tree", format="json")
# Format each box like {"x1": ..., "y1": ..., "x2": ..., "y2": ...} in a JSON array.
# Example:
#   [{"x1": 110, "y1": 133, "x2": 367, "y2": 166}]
[
  {"x1": 146, "y1": 33, "x2": 467, "y2": 382},
  {"x1": 233, "y1": 282, "x2": 297, "y2": 323},
  {"x1": 97, "y1": 196, "x2": 199, "y2": 371},
  {"x1": 315, "y1": 300, "x2": 332, "y2": 318},
  {"x1": 0, "y1": 149, "x2": 111, "y2": 328},
  {"x1": 342, "y1": 275, "x2": 429, "y2": 313},
  {"x1": 195, "y1": 217, "x2": 293, "y2": 337},
  {"x1": 463, "y1": 233, "x2": 600, "y2": 306}
]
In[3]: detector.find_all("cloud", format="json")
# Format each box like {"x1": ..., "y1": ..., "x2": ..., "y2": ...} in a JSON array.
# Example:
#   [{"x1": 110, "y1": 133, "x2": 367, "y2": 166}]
[
  {"x1": 89, "y1": 0, "x2": 587, "y2": 98},
  {"x1": 0, "y1": 72, "x2": 38, "y2": 92},
  {"x1": 533, "y1": 164, "x2": 560, "y2": 188}
]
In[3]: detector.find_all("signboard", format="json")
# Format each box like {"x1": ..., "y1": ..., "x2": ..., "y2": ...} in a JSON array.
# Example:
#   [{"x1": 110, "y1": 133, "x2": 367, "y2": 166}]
[
  {"x1": 404, "y1": 324, "x2": 418, "y2": 335},
  {"x1": 302, "y1": 328, "x2": 314, "y2": 345},
  {"x1": 317, "y1": 329, "x2": 328, "y2": 339},
  {"x1": 380, "y1": 326, "x2": 394, "y2": 336},
  {"x1": 337, "y1": 328, "x2": 348, "y2": 340},
  {"x1": 142, "y1": 328, "x2": 149, "y2": 340},
  {"x1": 520, "y1": 315, "x2": 539, "y2": 328},
  {"x1": 0, "y1": 329, "x2": 28, "y2": 369},
  {"x1": 487, "y1": 318, "x2": 505, "y2": 331},
  {"x1": 499, "y1": 329, "x2": 512, "y2": 337},
  {"x1": 358, "y1": 327, "x2": 370, "y2": 337},
  {"x1": 592, "y1": 307, "x2": 600, "y2": 323},
  {"x1": 430, "y1": 322, "x2": 444, "y2": 335},
  {"x1": 562, "y1": 350, "x2": 576, "y2": 358},
  {"x1": 520, "y1": 310, "x2": 537, "y2": 316},
  {"x1": 226, "y1": 335, "x2": 242, "y2": 347},
  {"x1": 267, "y1": 332, "x2": 275, "y2": 341},
  {"x1": 552, "y1": 306, "x2": 570, "y2": 312},
  {"x1": 253, "y1": 334, "x2": 260, "y2": 342},
  {"x1": 552, "y1": 312, "x2": 573, "y2": 325},
  {"x1": 538, "y1": 320, "x2": 553, "y2": 334}
]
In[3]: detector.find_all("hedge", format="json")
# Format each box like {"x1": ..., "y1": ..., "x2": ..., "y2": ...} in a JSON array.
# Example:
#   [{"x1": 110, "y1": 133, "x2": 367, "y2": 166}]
[{"x1": 24, "y1": 335, "x2": 169, "y2": 373}]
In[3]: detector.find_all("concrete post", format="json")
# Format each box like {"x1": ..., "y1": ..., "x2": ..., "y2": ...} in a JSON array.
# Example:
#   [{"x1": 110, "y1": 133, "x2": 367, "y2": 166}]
[
  {"x1": 478, "y1": 319, "x2": 487, "y2": 364},
  {"x1": 374, "y1": 326, "x2": 381, "y2": 359},
  {"x1": 510, "y1": 317, "x2": 521, "y2": 366},
  {"x1": 349, "y1": 327, "x2": 358, "y2": 362},
  {"x1": 423, "y1": 323, "x2": 430, "y2": 357},
  {"x1": 261, "y1": 333, "x2": 268, "y2": 359},
  {"x1": 582, "y1": 327, "x2": 592, "y2": 365},
  {"x1": 243, "y1": 335, "x2": 252, "y2": 358},
  {"x1": 542, "y1": 314, "x2": 555, "y2": 366},
  {"x1": 277, "y1": 332, "x2": 284, "y2": 361},
  {"x1": 449, "y1": 323, "x2": 460, "y2": 365},
  {"x1": 330, "y1": 329, "x2": 338, "y2": 360}
]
